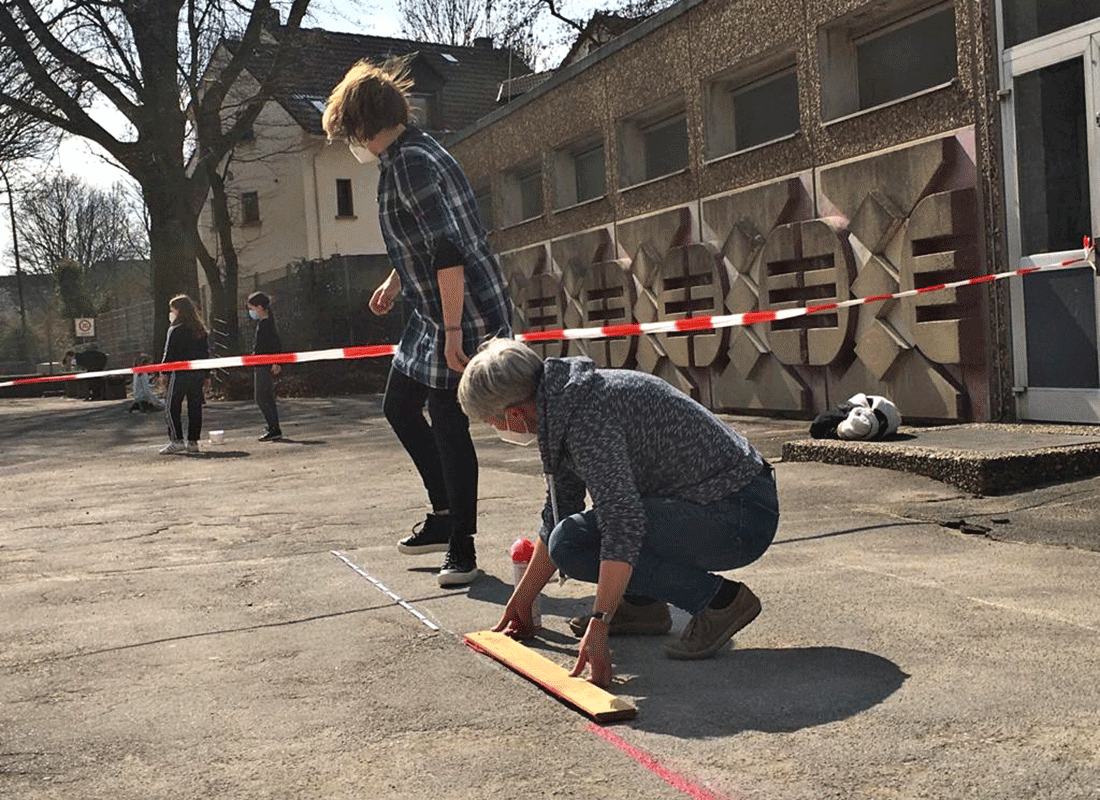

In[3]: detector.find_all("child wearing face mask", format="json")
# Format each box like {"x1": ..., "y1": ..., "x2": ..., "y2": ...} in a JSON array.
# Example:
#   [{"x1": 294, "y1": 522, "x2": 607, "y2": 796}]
[
  {"x1": 247, "y1": 291, "x2": 283, "y2": 442},
  {"x1": 322, "y1": 57, "x2": 511, "y2": 587},
  {"x1": 159, "y1": 294, "x2": 210, "y2": 455}
]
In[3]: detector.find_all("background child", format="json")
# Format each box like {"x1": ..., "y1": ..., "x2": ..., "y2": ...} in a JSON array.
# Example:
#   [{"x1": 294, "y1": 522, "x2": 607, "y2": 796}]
[
  {"x1": 129, "y1": 354, "x2": 162, "y2": 413},
  {"x1": 160, "y1": 295, "x2": 209, "y2": 455},
  {"x1": 247, "y1": 291, "x2": 283, "y2": 442}
]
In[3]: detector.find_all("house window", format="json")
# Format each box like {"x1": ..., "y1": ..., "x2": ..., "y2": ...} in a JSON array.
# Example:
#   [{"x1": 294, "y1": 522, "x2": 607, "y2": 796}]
[
  {"x1": 409, "y1": 94, "x2": 433, "y2": 127},
  {"x1": 474, "y1": 185, "x2": 494, "y2": 232},
  {"x1": 619, "y1": 101, "x2": 689, "y2": 188},
  {"x1": 554, "y1": 138, "x2": 606, "y2": 209},
  {"x1": 706, "y1": 64, "x2": 799, "y2": 159},
  {"x1": 240, "y1": 191, "x2": 260, "y2": 224},
  {"x1": 821, "y1": 1, "x2": 957, "y2": 120},
  {"x1": 336, "y1": 179, "x2": 355, "y2": 217},
  {"x1": 1002, "y1": 0, "x2": 1100, "y2": 48},
  {"x1": 501, "y1": 161, "x2": 543, "y2": 226}
]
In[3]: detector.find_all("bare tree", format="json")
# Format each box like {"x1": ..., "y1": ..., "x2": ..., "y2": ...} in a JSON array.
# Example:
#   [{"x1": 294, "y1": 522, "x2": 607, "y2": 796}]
[
  {"x1": 0, "y1": 48, "x2": 56, "y2": 365},
  {"x1": 0, "y1": 0, "x2": 313, "y2": 354},
  {"x1": 16, "y1": 173, "x2": 148, "y2": 275},
  {"x1": 399, "y1": 0, "x2": 547, "y2": 66}
]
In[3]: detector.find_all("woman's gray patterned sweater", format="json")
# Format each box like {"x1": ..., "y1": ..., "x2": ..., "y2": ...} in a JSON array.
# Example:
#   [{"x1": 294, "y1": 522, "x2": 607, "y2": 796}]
[{"x1": 535, "y1": 357, "x2": 764, "y2": 566}]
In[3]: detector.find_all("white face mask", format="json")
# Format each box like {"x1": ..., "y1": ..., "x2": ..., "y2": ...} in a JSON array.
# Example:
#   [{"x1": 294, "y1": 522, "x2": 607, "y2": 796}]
[
  {"x1": 248, "y1": 308, "x2": 259, "y2": 321},
  {"x1": 349, "y1": 143, "x2": 377, "y2": 164},
  {"x1": 168, "y1": 311, "x2": 178, "y2": 324},
  {"x1": 496, "y1": 428, "x2": 537, "y2": 447},
  {"x1": 487, "y1": 403, "x2": 538, "y2": 447}
]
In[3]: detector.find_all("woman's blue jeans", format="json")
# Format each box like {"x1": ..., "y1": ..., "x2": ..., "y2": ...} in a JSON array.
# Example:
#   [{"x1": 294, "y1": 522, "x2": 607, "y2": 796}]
[{"x1": 545, "y1": 469, "x2": 779, "y2": 614}]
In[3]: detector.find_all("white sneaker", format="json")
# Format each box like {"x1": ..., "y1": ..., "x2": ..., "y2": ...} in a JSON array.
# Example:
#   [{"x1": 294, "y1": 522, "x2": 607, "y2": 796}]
[
  {"x1": 186, "y1": 441, "x2": 200, "y2": 454},
  {"x1": 160, "y1": 441, "x2": 187, "y2": 455}
]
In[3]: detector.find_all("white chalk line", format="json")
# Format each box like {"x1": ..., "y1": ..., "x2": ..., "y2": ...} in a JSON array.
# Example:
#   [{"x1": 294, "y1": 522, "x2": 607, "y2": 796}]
[{"x1": 330, "y1": 550, "x2": 441, "y2": 631}]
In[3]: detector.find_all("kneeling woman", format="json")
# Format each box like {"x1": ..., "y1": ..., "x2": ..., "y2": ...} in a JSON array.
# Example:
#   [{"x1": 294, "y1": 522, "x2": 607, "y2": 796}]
[{"x1": 457, "y1": 338, "x2": 779, "y2": 687}]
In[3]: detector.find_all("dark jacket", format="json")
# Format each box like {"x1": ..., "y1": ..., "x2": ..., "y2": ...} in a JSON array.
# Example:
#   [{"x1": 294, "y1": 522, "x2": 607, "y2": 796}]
[
  {"x1": 162, "y1": 324, "x2": 209, "y2": 369},
  {"x1": 253, "y1": 316, "x2": 282, "y2": 356},
  {"x1": 535, "y1": 357, "x2": 765, "y2": 565}
]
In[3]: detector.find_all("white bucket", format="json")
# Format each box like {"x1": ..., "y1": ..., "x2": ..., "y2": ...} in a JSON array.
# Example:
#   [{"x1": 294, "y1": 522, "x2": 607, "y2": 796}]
[{"x1": 209, "y1": 430, "x2": 225, "y2": 444}]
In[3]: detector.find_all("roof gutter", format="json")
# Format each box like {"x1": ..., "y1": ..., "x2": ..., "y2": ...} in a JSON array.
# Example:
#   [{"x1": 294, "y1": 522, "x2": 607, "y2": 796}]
[{"x1": 449, "y1": 0, "x2": 707, "y2": 146}]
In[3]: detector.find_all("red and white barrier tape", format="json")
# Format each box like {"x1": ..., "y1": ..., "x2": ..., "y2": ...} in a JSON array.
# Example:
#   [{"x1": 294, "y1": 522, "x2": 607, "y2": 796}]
[{"x1": 2, "y1": 245, "x2": 1093, "y2": 390}]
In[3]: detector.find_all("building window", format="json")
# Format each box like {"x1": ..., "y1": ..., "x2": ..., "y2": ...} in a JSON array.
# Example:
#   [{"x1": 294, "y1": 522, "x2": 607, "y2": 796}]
[
  {"x1": 501, "y1": 161, "x2": 543, "y2": 226},
  {"x1": 619, "y1": 101, "x2": 689, "y2": 188},
  {"x1": 409, "y1": 94, "x2": 434, "y2": 127},
  {"x1": 336, "y1": 179, "x2": 355, "y2": 217},
  {"x1": 706, "y1": 64, "x2": 799, "y2": 159},
  {"x1": 240, "y1": 191, "x2": 260, "y2": 225},
  {"x1": 1003, "y1": 0, "x2": 1100, "y2": 49},
  {"x1": 474, "y1": 184, "x2": 494, "y2": 232},
  {"x1": 821, "y1": 2, "x2": 957, "y2": 121},
  {"x1": 554, "y1": 138, "x2": 606, "y2": 209},
  {"x1": 518, "y1": 168, "x2": 542, "y2": 221}
]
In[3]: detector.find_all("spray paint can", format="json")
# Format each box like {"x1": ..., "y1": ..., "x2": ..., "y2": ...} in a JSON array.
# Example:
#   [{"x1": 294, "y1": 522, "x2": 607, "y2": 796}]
[{"x1": 510, "y1": 537, "x2": 541, "y2": 628}]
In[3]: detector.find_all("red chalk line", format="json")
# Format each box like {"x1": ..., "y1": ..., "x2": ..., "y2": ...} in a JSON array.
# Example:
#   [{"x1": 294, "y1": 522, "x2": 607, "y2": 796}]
[
  {"x1": 587, "y1": 723, "x2": 741, "y2": 800},
  {"x1": 2, "y1": 246, "x2": 1092, "y2": 390}
]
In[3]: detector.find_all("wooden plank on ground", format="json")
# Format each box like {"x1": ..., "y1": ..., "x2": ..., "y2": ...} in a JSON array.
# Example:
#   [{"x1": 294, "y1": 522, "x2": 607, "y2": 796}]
[{"x1": 464, "y1": 630, "x2": 637, "y2": 723}]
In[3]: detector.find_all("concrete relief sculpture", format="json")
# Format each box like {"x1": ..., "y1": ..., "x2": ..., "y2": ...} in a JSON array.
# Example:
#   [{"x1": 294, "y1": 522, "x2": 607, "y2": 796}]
[
  {"x1": 494, "y1": 133, "x2": 984, "y2": 422},
  {"x1": 618, "y1": 207, "x2": 700, "y2": 395},
  {"x1": 704, "y1": 176, "x2": 815, "y2": 411},
  {"x1": 822, "y1": 135, "x2": 983, "y2": 420}
]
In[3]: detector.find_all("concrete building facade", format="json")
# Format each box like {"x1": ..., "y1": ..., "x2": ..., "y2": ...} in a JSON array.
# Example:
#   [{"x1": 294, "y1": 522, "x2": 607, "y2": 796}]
[{"x1": 451, "y1": 0, "x2": 1100, "y2": 424}]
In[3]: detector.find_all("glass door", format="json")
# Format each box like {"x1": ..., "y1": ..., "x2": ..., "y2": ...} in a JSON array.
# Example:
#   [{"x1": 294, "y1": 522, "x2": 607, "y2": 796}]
[{"x1": 1004, "y1": 28, "x2": 1100, "y2": 422}]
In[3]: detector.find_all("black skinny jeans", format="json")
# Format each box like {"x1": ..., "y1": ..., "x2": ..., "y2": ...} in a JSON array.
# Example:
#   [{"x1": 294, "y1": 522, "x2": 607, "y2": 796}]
[{"x1": 383, "y1": 366, "x2": 477, "y2": 538}]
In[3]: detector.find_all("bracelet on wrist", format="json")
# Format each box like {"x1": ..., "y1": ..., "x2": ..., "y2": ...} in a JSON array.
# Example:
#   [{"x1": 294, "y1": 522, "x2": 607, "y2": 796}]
[{"x1": 444, "y1": 325, "x2": 461, "y2": 332}]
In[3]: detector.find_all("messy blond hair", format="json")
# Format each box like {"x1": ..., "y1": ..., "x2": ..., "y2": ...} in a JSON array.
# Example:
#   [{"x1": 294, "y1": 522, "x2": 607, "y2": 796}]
[{"x1": 323, "y1": 57, "x2": 414, "y2": 143}]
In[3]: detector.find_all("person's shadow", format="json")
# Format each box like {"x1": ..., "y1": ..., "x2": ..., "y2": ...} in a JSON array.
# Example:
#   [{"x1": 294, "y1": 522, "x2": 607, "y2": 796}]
[{"x1": 609, "y1": 640, "x2": 907, "y2": 736}]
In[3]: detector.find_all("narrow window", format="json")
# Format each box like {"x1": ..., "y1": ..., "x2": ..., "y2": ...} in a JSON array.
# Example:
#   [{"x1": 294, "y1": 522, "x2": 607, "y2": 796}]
[
  {"x1": 240, "y1": 191, "x2": 260, "y2": 224},
  {"x1": 336, "y1": 179, "x2": 354, "y2": 217},
  {"x1": 474, "y1": 186, "x2": 494, "y2": 232},
  {"x1": 574, "y1": 142, "x2": 606, "y2": 204},
  {"x1": 518, "y1": 167, "x2": 543, "y2": 221},
  {"x1": 642, "y1": 112, "x2": 688, "y2": 181}
]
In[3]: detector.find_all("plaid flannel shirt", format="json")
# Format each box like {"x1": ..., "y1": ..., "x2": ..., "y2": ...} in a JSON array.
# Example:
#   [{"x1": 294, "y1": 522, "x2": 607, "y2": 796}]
[{"x1": 377, "y1": 127, "x2": 511, "y2": 389}]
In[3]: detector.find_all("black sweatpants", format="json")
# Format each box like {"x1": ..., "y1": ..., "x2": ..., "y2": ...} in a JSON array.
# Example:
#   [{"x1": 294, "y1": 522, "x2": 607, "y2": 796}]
[{"x1": 165, "y1": 371, "x2": 204, "y2": 443}]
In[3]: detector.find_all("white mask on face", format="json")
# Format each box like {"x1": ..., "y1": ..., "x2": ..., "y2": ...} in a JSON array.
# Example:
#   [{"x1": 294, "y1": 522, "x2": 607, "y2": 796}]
[
  {"x1": 496, "y1": 428, "x2": 537, "y2": 447},
  {"x1": 349, "y1": 143, "x2": 377, "y2": 164},
  {"x1": 169, "y1": 311, "x2": 178, "y2": 324},
  {"x1": 488, "y1": 403, "x2": 538, "y2": 447},
  {"x1": 248, "y1": 308, "x2": 259, "y2": 321}
]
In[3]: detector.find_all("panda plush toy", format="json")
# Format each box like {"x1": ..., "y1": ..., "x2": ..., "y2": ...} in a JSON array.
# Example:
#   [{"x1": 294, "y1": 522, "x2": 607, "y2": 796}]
[{"x1": 810, "y1": 393, "x2": 901, "y2": 441}]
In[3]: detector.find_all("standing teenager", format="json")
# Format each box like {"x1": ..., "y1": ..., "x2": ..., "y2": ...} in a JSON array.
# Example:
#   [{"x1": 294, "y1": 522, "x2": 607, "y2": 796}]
[
  {"x1": 323, "y1": 58, "x2": 511, "y2": 586},
  {"x1": 160, "y1": 294, "x2": 209, "y2": 455},
  {"x1": 247, "y1": 291, "x2": 283, "y2": 442}
]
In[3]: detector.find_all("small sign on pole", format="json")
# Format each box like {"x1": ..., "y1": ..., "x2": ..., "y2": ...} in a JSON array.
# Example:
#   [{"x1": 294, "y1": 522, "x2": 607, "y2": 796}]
[{"x1": 74, "y1": 317, "x2": 95, "y2": 338}]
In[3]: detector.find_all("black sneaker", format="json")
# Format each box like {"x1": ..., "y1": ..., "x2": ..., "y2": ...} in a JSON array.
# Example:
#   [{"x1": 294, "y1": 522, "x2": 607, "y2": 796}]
[
  {"x1": 397, "y1": 514, "x2": 452, "y2": 555},
  {"x1": 258, "y1": 430, "x2": 282, "y2": 442},
  {"x1": 438, "y1": 536, "x2": 479, "y2": 587}
]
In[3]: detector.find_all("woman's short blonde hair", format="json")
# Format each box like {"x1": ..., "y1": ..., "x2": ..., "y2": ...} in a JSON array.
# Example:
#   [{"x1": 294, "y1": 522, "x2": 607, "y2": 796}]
[
  {"x1": 458, "y1": 338, "x2": 544, "y2": 420},
  {"x1": 322, "y1": 57, "x2": 413, "y2": 143}
]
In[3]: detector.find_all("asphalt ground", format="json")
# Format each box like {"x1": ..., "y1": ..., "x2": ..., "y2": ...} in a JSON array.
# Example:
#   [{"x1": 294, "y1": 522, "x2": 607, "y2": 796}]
[{"x1": 2, "y1": 394, "x2": 1098, "y2": 800}]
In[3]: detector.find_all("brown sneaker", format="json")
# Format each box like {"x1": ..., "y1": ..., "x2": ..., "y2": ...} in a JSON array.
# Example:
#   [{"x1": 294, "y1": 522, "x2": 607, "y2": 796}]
[
  {"x1": 664, "y1": 583, "x2": 760, "y2": 660},
  {"x1": 568, "y1": 598, "x2": 673, "y2": 637}
]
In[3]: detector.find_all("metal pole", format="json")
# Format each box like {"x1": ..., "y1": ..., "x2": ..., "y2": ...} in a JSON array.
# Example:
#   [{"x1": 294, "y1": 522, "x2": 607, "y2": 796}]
[{"x1": 0, "y1": 165, "x2": 29, "y2": 368}]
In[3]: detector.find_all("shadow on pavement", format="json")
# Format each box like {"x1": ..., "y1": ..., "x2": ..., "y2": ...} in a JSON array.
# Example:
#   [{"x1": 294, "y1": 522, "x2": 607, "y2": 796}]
[{"x1": 625, "y1": 645, "x2": 907, "y2": 736}]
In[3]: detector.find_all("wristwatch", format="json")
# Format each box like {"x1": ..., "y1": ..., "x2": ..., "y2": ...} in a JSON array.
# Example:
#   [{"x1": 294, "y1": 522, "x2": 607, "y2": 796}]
[{"x1": 591, "y1": 609, "x2": 615, "y2": 625}]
